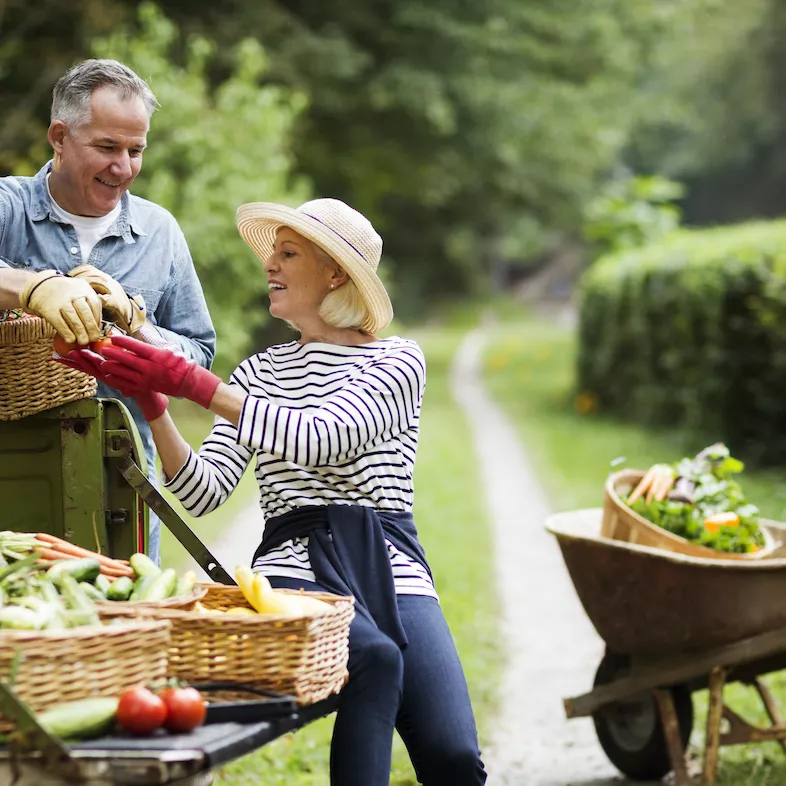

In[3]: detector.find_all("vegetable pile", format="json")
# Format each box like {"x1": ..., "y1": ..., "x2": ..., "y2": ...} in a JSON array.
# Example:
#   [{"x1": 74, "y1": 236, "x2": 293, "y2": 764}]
[
  {"x1": 32, "y1": 683, "x2": 207, "y2": 742},
  {"x1": 0, "y1": 531, "x2": 199, "y2": 629},
  {"x1": 622, "y1": 443, "x2": 766, "y2": 554}
]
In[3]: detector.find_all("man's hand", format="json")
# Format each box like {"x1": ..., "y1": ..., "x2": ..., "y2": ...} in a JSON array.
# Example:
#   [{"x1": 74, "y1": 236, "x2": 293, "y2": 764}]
[
  {"x1": 69, "y1": 264, "x2": 146, "y2": 334},
  {"x1": 19, "y1": 270, "x2": 102, "y2": 344}
]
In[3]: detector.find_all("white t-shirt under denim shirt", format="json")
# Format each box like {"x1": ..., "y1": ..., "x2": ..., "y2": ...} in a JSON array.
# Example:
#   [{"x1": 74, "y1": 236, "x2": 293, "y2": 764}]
[
  {"x1": 164, "y1": 337, "x2": 438, "y2": 599},
  {"x1": 46, "y1": 174, "x2": 121, "y2": 263}
]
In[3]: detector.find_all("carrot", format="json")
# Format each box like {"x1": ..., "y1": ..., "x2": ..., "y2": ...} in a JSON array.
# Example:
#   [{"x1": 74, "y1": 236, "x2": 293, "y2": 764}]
[
  {"x1": 98, "y1": 565, "x2": 134, "y2": 578},
  {"x1": 646, "y1": 470, "x2": 666, "y2": 504},
  {"x1": 653, "y1": 474, "x2": 675, "y2": 502},
  {"x1": 628, "y1": 467, "x2": 656, "y2": 505},
  {"x1": 34, "y1": 546, "x2": 79, "y2": 562},
  {"x1": 646, "y1": 472, "x2": 666, "y2": 504},
  {"x1": 34, "y1": 546, "x2": 134, "y2": 577},
  {"x1": 35, "y1": 533, "x2": 130, "y2": 572}
]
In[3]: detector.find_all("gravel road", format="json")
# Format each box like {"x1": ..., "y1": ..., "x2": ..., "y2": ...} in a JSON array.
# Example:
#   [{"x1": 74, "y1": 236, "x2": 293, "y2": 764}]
[{"x1": 451, "y1": 328, "x2": 661, "y2": 786}]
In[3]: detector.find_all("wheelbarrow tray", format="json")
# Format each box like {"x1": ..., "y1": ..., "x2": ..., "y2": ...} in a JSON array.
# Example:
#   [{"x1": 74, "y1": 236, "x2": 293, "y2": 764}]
[{"x1": 546, "y1": 508, "x2": 786, "y2": 656}]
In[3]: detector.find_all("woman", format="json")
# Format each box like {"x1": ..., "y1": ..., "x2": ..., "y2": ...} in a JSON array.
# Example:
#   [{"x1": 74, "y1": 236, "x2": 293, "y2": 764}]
[{"x1": 61, "y1": 198, "x2": 487, "y2": 786}]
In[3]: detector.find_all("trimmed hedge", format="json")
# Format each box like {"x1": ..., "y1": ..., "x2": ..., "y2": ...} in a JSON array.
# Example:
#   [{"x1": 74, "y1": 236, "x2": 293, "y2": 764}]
[{"x1": 577, "y1": 220, "x2": 786, "y2": 466}]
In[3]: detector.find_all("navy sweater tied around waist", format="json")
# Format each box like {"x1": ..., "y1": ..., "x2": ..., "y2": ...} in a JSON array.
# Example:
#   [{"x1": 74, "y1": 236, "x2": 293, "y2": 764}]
[{"x1": 254, "y1": 505, "x2": 433, "y2": 649}]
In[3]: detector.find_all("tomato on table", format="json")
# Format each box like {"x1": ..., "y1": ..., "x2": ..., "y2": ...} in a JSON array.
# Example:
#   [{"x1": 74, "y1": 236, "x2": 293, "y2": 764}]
[
  {"x1": 158, "y1": 687, "x2": 207, "y2": 733},
  {"x1": 116, "y1": 686, "x2": 167, "y2": 736}
]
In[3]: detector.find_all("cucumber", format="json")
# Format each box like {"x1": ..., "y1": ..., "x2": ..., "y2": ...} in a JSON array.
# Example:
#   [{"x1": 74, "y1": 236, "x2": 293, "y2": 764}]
[
  {"x1": 129, "y1": 553, "x2": 160, "y2": 579},
  {"x1": 59, "y1": 575, "x2": 98, "y2": 626},
  {"x1": 105, "y1": 576, "x2": 134, "y2": 601},
  {"x1": 79, "y1": 581, "x2": 106, "y2": 602},
  {"x1": 37, "y1": 697, "x2": 118, "y2": 740},
  {"x1": 94, "y1": 574, "x2": 112, "y2": 595},
  {"x1": 46, "y1": 558, "x2": 101, "y2": 586},
  {"x1": 128, "y1": 574, "x2": 156, "y2": 601},
  {"x1": 138, "y1": 568, "x2": 177, "y2": 602}
]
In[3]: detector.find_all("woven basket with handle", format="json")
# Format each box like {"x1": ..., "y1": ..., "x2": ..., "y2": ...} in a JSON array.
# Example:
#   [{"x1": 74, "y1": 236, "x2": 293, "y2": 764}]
[
  {"x1": 100, "y1": 584, "x2": 355, "y2": 706},
  {"x1": 0, "y1": 311, "x2": 96, "y2": 420},
  {"x1": 0, "y1": 619, "x2": 171, "y2": 732}
]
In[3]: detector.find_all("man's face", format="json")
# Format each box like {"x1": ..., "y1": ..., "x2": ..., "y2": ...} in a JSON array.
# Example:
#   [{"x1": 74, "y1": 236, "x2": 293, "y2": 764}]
[{"x1": 47, "y1": 86, "x2": 149, "y2": 217}]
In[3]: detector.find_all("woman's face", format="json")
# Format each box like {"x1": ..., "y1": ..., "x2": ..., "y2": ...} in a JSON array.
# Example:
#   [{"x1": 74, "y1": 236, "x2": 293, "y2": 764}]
[{"x1": 264, "y1": 227, "x2": 339, "y2": 325}]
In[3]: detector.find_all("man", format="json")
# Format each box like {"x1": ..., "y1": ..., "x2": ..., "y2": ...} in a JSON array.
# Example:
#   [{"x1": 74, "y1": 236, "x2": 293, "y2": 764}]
[{"x1": 0, "y1": 59, "x2": 216, "y2": 564}]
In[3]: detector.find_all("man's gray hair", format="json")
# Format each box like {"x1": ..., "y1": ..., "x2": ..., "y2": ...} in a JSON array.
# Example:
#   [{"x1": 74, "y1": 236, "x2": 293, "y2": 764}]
[{"x1": 51, "y1": 59, "x2": 158, "y2": 128}]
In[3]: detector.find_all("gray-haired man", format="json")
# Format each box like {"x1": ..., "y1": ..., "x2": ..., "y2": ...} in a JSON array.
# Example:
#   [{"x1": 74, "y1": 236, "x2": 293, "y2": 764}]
[{"x1": 0, "y1": 59, "x2": 216, "y2": 563}]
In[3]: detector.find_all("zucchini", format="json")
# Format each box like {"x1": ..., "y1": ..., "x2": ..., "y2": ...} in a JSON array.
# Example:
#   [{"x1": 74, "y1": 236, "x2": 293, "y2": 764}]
[
  {"x1": 128, "y1": 574, "x2": 156, "y2": 601},
  {"x1": 138, "y1": 568, "x2": 177, "y2": 602},
  {"x1": 129, "y1": 553, "x2": 160, "y2": 579},
  {"x1": 37, "y1": 697, "x2": 118, "y2": 740},
  {"x1": 94, "y1": 574, "x2": 112, "y2": 595},
  {"x1": 105, "y1": 576, "x2": 134, "y2": 602},
  {"x1": 46, "y1": 558, "x2": 101, "y2": 586}
]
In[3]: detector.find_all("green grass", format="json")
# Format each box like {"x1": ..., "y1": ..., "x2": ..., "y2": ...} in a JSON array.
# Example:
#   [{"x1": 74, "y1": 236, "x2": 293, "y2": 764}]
[
  {"x1": 209, "y1": 325, "x2": 500, "y2": 785},
  {"x1": 482, "y1": 309, "x2": 786, "y2": 784}
]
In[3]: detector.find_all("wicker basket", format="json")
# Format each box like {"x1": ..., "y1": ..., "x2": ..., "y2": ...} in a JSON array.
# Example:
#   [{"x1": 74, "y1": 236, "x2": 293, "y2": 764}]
[
  {"x1": 0, "y1": 312, "x2": 97, "y2": 420},
  {"x1": 603, "y1": 469, "x2": 781, "y2": 560},
  {"x1": 101, "y1": 584, "x2": 354, "y2": 706},
  {"x1": 0, "y1": 619, "x2": 171, "y2": 732},
  {"x1": 94, "y1": 583, "x2": 208, "y2": 613}
]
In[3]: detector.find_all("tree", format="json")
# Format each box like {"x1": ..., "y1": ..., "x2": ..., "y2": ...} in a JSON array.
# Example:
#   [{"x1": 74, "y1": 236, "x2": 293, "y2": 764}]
[
  {"x1": 93, "y1": 4, "x2": 310, "y2": 372},
  {"x1": 153, "y1": 0, "x2": 698, "y2": 314}
]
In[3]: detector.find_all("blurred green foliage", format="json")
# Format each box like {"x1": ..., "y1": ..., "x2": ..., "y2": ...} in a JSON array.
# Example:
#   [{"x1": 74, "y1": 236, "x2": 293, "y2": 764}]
[
  {"x1": 2, "y1": 0, "x2": 786, "y2": 357},
  {"x1": 94, "y1": 4, "x2": 310, "y2": 375},
  {"x1": 583, "y1": 175, "x2": 685, "y2": 258},
  {"x1": 577, "y1": 221, "x2": 786, "y2": 466}
]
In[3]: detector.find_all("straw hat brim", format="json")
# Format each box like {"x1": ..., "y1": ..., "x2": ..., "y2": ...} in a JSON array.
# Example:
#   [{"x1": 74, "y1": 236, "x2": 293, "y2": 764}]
[{"x1": 236, "y1": 202, "x2": 393, "y2": 334}]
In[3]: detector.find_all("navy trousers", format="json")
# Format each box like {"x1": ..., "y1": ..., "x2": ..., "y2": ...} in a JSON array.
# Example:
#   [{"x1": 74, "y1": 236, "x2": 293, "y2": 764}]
[{"x1": 270, "y1": 576, "x2": 487, "y2": 786}]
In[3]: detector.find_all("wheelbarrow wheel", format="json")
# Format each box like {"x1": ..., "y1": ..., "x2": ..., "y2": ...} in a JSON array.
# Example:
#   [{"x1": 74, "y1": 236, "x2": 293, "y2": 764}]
[{"x1": 592, "y1": 650, "x2": 693, "y2": 781}]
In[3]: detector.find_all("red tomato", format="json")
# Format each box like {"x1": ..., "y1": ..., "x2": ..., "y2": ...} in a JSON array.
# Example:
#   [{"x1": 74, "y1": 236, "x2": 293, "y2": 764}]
[
  {"x1": 89, "y1": 336, "x2": 113, "y2": 354},
  {"x1": 53, "y1": 333, "x2": 80, "y2": 356},
  {"x1": 158, "y1": 687, "x2": 207, "y2": 733},
  {"x1": 117, "y1": 686, "x2": 168, "y2": 736}
]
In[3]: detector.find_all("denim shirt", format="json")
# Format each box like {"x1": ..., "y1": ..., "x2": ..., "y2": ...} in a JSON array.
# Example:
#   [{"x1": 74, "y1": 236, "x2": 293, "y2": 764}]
[{"x1": 0, "y1": 161, "x2": 216, "y2": 481}]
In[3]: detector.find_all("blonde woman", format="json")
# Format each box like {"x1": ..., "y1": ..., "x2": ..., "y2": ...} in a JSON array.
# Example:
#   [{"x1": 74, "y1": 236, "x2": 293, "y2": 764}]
[{"x1": 62, "y1": 199, "x2": 487, "y2": 786}]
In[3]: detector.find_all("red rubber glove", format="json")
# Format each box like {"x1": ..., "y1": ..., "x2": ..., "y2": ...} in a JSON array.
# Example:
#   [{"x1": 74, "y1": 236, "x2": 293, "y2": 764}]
[
  {"x1": 99, "y1": 334, "x2": 221, "y2": 409},
  {"x1": 54, "y1": 348, "x2": 169, "y2": 422}
]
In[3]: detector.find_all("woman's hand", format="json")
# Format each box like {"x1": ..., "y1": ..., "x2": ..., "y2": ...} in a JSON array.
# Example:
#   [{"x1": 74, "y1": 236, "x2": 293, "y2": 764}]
[
  {"x1": 99, "y1": 335, "x2": 222, "y2": 410},
  {"x1": 54, "y1": 347, "x2": 168, "y2": 422}
]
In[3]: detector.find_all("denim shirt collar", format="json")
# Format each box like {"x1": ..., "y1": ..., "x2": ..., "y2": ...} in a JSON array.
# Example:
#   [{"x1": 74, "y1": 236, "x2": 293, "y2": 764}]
[{"x1": 31, "y1": 160, "x2": 147, "y2": 243}]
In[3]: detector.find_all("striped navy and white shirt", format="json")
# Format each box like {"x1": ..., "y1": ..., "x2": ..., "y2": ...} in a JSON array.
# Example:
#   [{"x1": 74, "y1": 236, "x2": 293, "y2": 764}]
[{"x1": 164, "y1": 336, "x2": 438, "y2": 599}]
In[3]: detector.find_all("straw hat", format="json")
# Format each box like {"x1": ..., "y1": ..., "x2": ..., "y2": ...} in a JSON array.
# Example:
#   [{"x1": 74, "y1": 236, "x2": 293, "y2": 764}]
[{"x1": 236, "y1": 198, "x2": 393, "y2": 334}]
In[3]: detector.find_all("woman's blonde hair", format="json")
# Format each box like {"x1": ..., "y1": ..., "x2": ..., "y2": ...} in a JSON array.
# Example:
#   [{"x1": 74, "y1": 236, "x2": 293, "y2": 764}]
[{"x1": 313, "y1": 243, "x2": 371, "y2": 331}]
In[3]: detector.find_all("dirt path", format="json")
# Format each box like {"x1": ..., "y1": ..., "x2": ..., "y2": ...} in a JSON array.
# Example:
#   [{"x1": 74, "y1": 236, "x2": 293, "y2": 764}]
[{"x1": 451, "y1": 328, "x2": 655, "y2": 786}]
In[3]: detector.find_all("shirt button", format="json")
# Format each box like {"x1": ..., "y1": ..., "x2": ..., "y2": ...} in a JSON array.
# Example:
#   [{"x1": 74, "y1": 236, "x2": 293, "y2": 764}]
[{"x1": 70, "y1": 247, "x2": 78, "y2": 255}]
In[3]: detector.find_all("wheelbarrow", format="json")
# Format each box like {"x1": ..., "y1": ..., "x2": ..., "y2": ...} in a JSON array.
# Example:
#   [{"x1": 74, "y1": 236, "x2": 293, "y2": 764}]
[{"x1": 547, "y1": 508, "x2": 786, "y2": 785}]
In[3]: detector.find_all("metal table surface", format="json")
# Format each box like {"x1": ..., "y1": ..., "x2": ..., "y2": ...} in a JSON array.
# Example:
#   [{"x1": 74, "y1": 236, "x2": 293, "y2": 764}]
[{"x1": 0, "y1": 696, "x2": 338, "y2": 785}]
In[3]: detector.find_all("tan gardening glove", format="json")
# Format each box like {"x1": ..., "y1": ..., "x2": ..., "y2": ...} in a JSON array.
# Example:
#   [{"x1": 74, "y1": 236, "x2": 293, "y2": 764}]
[
  {"x1": 68, "y1": 264, "x2": 147, "y2": 334},
  {"x1": 19, "y1": 270, "x2": 103, "y2": 344}
]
